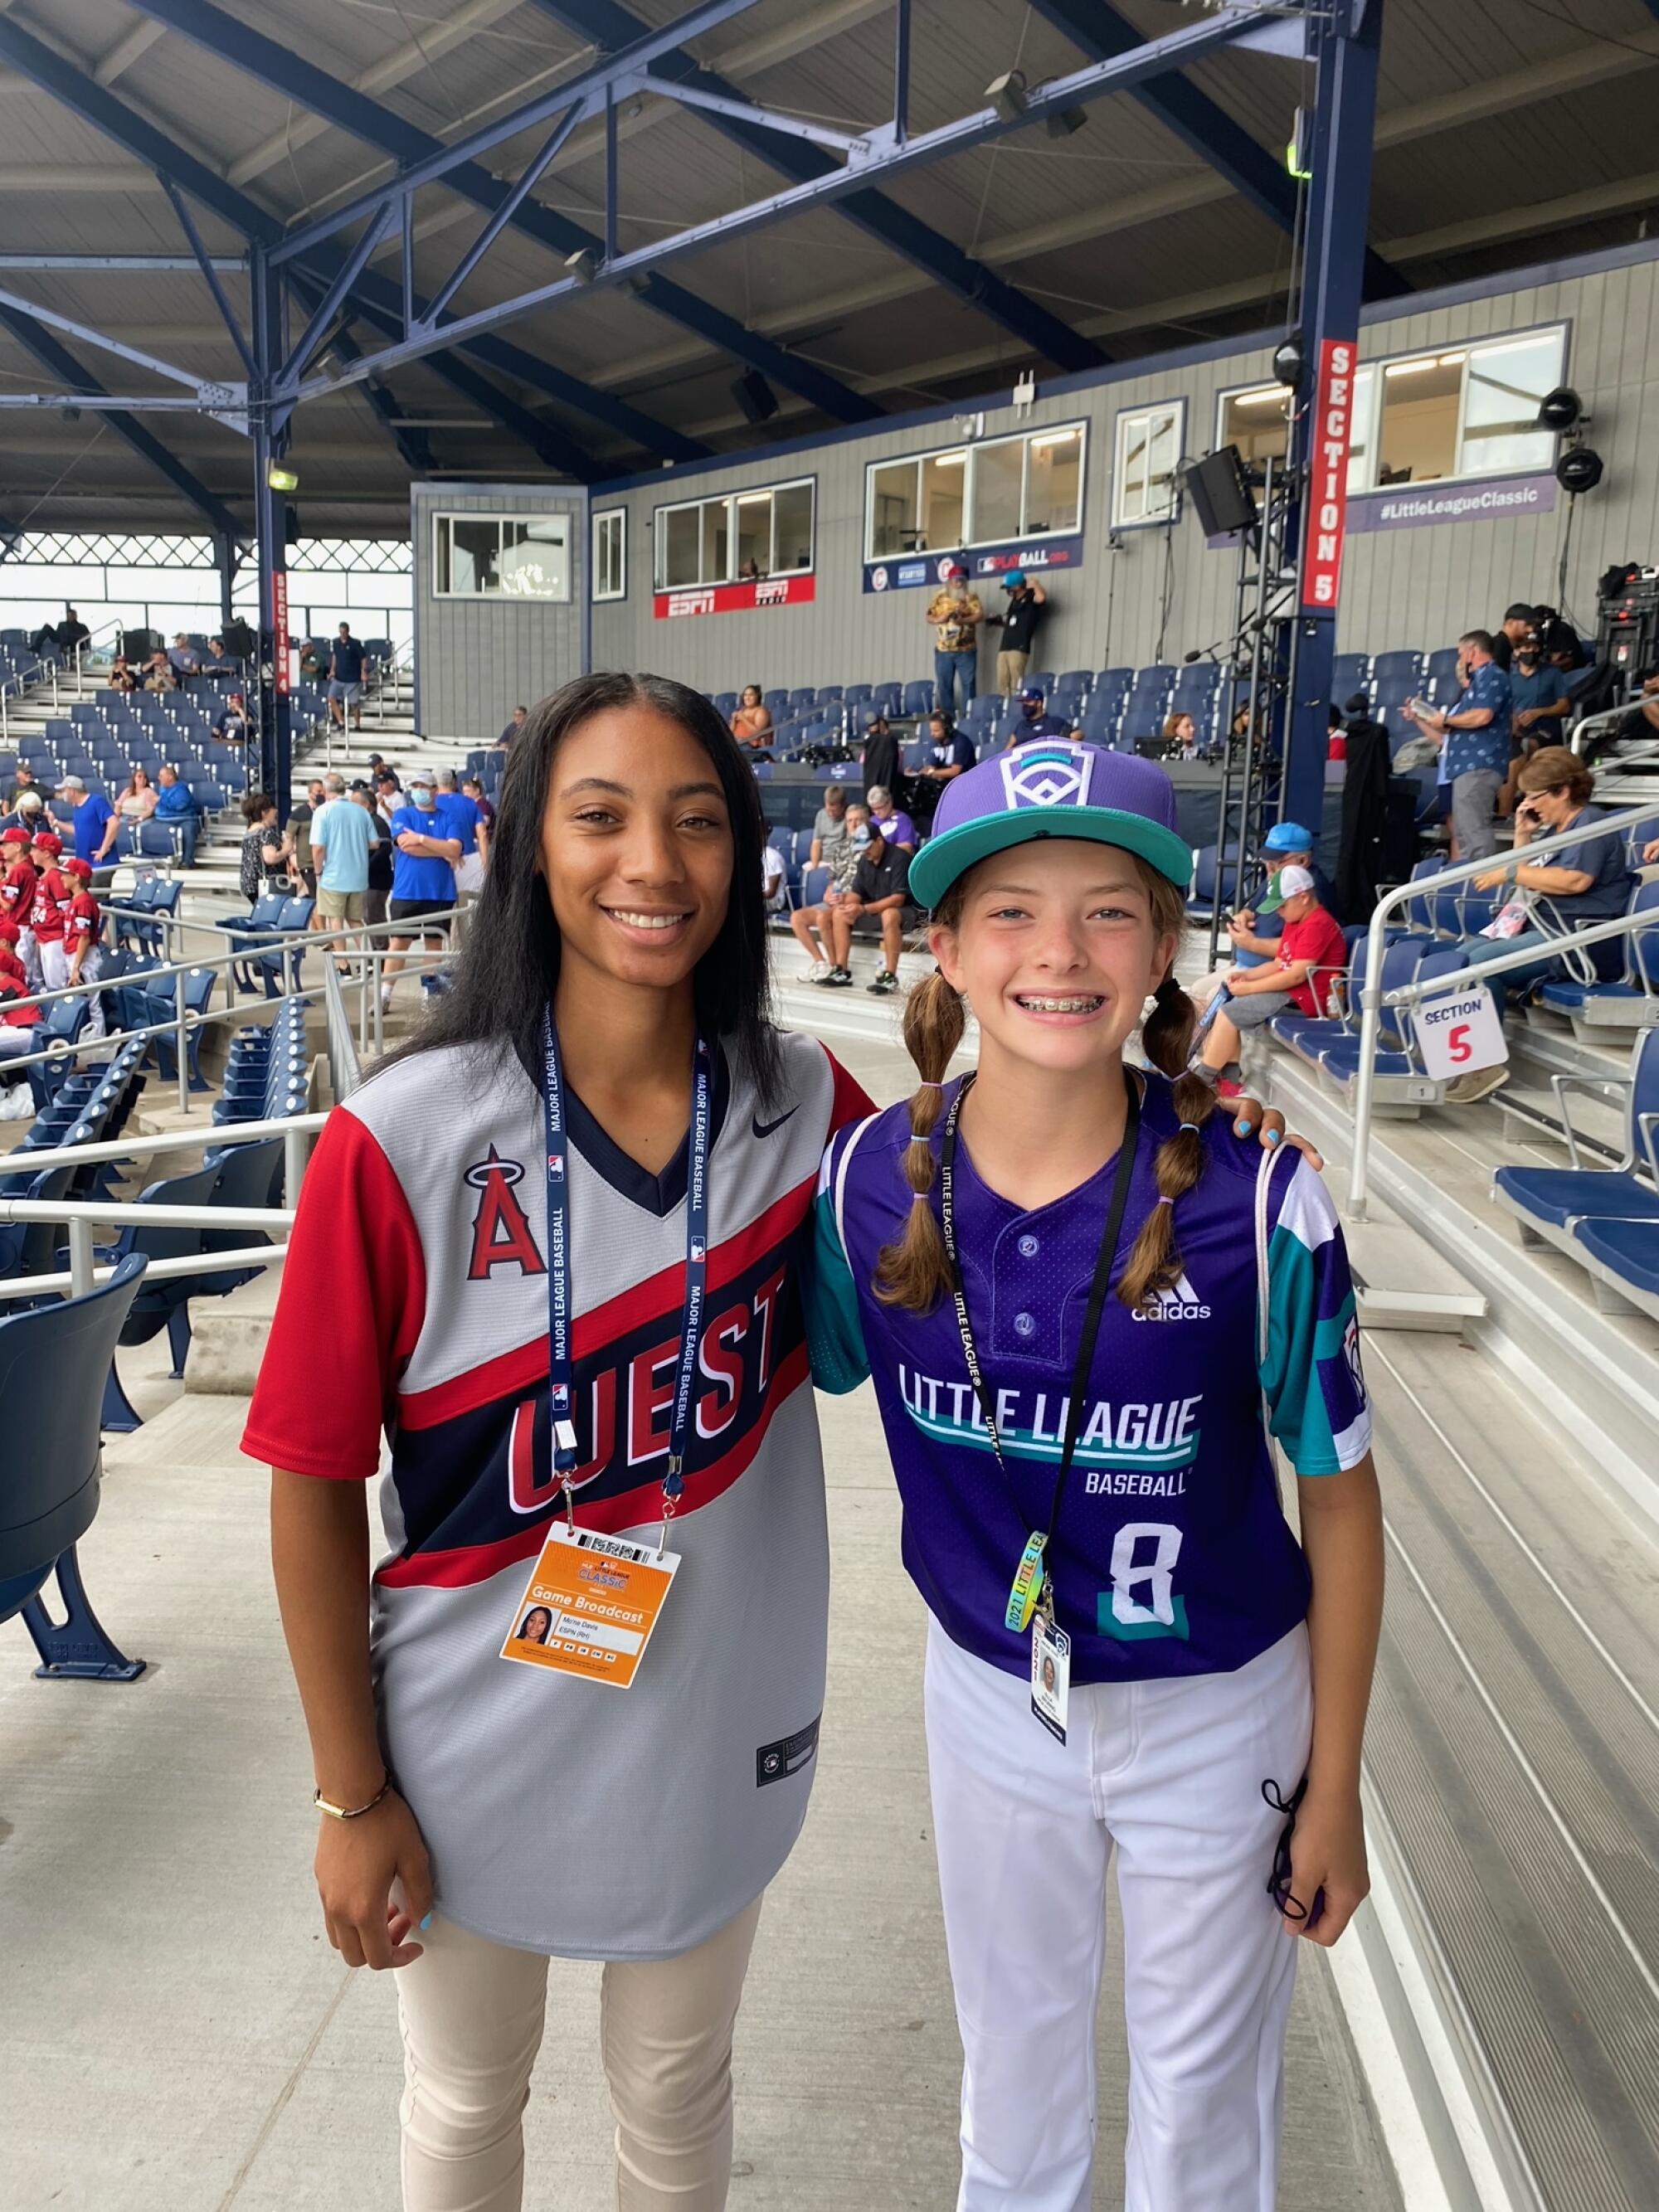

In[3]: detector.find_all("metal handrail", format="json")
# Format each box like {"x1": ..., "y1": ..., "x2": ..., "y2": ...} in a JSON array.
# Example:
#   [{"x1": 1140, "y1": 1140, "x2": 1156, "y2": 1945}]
[
  {"x1": 7, "y1": 1107, "x2": 328, "y2": 1173},
  {"x1": 1348, "y1": 798, "x2": 1659, "y2": 1218}
]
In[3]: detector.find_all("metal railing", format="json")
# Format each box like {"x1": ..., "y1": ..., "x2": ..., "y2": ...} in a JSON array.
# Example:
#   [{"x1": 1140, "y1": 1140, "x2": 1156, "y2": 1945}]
[
  {"x1": 1348, "y1": 799, "x2": 1658, "y2": 1218},
  {"x1": 0, "y1": 1108, "x2": 324, "y2": 1304}
]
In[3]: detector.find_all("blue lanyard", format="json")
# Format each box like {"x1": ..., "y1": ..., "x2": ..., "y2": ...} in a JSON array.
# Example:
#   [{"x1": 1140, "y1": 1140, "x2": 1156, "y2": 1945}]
[{"x1": 539, "y1": 1011, "x2": 714, "y2": 1527}]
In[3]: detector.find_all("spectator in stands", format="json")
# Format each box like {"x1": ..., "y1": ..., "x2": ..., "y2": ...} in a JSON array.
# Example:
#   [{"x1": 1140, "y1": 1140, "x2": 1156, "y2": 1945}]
[
  {"x1": 1335, "y1": 695, "x2": 1406, "y2": 923},
  {"x1": 1489, "y1": 603, "x2": 1537, "y2": 673},
  {"x1": 461, "y1": 774, "x2": 495, "y2": 836},
  {"x1": 311, "y1": 771, "x2": 382, "y2": 964},
  {"x1": 107, "y1": 652, "x2": 138, "y2": 695},
  {"x1": 864, "y1": 784, "x2": 917, "y2": 854},
  {"x1": 808, "y1": 781, "x2": 849, "y2": 868},
  {"x1": 374, "y1": 768, "x2": 403, "y2": 835},
  {"x1": 142, "y1": 649, "x2": 178, "y2": 693},
  {"x1": 61, "y1": 858, "x2": 104, "y2": 1034},
  {"x1": 168, "y1": 632, "x2": 203, "y2": 678},
  {"x1": 1502, "y1": 630, "x2": 1571, "y2": 811},
  {"x1": 299, "y1": 638, "x2": 328, "y2": 683},
  {"x1": 1, "y1": 759, "x2": 50, "y2": 811},
  {"x1": 212, "y1": 691, "x2": 251, "y2": 754},
  {"x1": 328, "y1": 623, "x2": 367, "y2": 731},
  {"x1": 202, "y1": 636, "x2": 238, "y2": 673},
  {"x1": 791, "y1": 801, "x2": 868, "y2": 980},
  {"x1": 1404, "y1": 630, "x2": 1510, "y2": 860},
  {"x1": 1010, "y1": 683, "x2": 1074, "y2": 744},
  {"x1": 29, "y1": 607, "x2": 89, "y2": 666},
  {"x1": 435, "y1": 766, "x2": 488, "y2": 893},
  {"x1": 153, "y1": 763, "x2": 199, "y2": 867},
  {"x1": 382, "y1": 770, "x2": 460, "y2": 1010},
  {"x1": 289, "y1": 778, "x2": 327, "y2": 895},
  {"x1": 358, "y1": 785, "x2": 393, "y2": 931},
  {"x1": 499, "y1": 705, "x2": 528, "y2": 749},
  {"x1": 927, "y1": 566, "x2": 984, "y2": 717},
  {"x1": 1467, "y1": 746, "x2": 1635, "y2": 995},
  {"x1": 761, "y1": 837, "x2": 786, "y2": 909},
  {"x1": 2, "y1": 788, "x2": 45, "y2": 849},
  {"x1": 240, "y1": 792, "x2": 293, "y2": 902},
  {"x1": 113, "y1": 766, "x2": 158, "y2": 829},
  {"x1": 1198, "y1": 865, "x2": 1346, "y2": 1094},
  {"x1": 911, "y1": 710, "x2": 976, "y2": 831},
  {"x1": 730, "y1": 684, "x2": 773, "y2": 748},
  {"x1": 1161, "y1": 710, "x2": 1199, "y2": 761},
  {"x1": 821, "y1": 821, "x2": 911, "y2": 995},
  {"x1": 1226, "y1": 824, "x2": 1335, "y2": 960},
  {"x1": 60, "y1": 774, "x2": 115, "y2": 867},
  {"x1": 986, "y1": 569, "x2": 1048, "y2": 696},
  {"x1": 861, "y1": 713, "x2": 899, "y2": 801}
]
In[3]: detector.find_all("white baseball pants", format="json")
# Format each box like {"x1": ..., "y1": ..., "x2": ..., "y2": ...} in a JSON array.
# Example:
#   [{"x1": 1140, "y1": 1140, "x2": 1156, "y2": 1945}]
[{"x1": 923, "y1": 1615, "x2": 1312, "y2": 2212}]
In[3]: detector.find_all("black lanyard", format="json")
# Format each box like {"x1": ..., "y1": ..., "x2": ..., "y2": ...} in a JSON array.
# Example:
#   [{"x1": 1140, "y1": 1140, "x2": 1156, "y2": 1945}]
[{"x1": 938, "y1": 1067, "x2": 1141, "y2": 1632}]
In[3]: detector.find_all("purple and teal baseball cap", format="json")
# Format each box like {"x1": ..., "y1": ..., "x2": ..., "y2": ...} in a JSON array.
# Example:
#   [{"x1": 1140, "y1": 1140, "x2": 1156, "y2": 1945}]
[{"x1": 907, "y1": 739, "x2": 1191, "y2": 911}]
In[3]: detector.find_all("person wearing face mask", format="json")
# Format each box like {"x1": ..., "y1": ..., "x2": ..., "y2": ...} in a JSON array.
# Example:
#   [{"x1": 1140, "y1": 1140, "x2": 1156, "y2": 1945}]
[
  {"x1": 381, "y1": 772, "x2": 462, "y2": 1010},
  {"x1": 1501, "y1": 630, "x2": 1572, "y2": 814},
  {"x1": 791, "y1": 803, "x2": 870, "y2": 983}
]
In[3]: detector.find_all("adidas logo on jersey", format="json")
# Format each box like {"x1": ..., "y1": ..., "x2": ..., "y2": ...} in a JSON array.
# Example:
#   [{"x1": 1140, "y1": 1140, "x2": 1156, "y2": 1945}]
[{"x1": 1132, "y1": 1270, "x2": 1211, "y2": 1322}]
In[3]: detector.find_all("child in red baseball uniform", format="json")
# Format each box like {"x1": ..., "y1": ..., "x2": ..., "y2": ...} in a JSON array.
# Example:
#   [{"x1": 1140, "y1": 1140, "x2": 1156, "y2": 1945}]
[
  {"x1": 0, "y1": 912, "x2": 42, "y2": 1107},
  {"x1": 61, "y1": 856, "x2": 105, "y2": 1037},
  {"x1": 28, "y1": 829, "x2": 74, "y2": 995}
]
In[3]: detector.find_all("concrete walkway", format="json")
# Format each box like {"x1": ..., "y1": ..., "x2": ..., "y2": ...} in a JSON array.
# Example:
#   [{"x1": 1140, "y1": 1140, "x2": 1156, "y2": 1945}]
[{"x1": 0, "y1": 1030, "x2": 1401, "y2": 2210}]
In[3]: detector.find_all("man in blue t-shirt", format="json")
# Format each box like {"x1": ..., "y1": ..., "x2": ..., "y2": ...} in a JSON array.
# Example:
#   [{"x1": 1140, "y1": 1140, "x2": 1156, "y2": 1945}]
[
  {"x1": 310, "y1": 772, "x2": 382, "y2": 965},
  {"x1": 328, "y1": 624, "x2": 367, "y2": 732},
  {"x1": 1005, "y1": 683, "x2": 1074, "y2": 746},
  {"x1": 61, "y1": 775, "x2": 117, "y2": 868},
  {"x1": 435, "y1": 767, "x2": 489, "y2": 893},
  {"x1": 381, "y1": 771, "x2": 460, "y2": 1011},
  {"x1": 1404, "y1": 628, "x2": 1511, "y2": 859},
  {"x1": 153, "y1": 763, "x2": 199, "y2": 866}
]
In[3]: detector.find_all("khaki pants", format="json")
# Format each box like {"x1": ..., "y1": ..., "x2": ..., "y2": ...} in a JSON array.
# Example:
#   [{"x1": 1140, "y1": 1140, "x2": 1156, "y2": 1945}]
[
  {"x1": 396, "y1": 1897, "x2": 762, "y2": 2211},
  {"x1": 995, "y1": 649, "x2": 1029, "y2": 698}
]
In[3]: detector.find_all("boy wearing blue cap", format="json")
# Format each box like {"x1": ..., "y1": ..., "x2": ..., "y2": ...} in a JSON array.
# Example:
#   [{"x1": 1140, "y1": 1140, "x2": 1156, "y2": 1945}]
[
  {"x1": 988, "y1": 567, "x2": 1048, "y2": 695},
  {"x1": 806, "y1": 737, "x2": 1381, "y2": 2212}
]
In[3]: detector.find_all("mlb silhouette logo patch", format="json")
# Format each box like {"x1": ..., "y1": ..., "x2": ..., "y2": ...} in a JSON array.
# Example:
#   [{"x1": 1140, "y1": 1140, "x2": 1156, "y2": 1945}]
[
  {"x1": 1000, "y1": 743, "x2": 1090, "y2": 810},
  {"x1": 551, "y1": 1382, "x2": 570, "y2": 1411},
  {"x1": 690, "y1": 1240, "x2": 706, "y2": 1263},
  {"x1": 547, "y1": 1151, "x2": 565, "y2": 1178}
]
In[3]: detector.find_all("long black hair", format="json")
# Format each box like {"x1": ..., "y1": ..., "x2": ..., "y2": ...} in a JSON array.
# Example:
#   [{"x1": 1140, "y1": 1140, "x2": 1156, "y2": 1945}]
[{"x1": 393, "y1": 671, "x2": 783, "y2": 1105}]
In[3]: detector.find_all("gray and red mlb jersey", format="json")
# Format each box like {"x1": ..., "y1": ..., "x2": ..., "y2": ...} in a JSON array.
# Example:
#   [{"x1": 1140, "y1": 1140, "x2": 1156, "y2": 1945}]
[
  {"x1": 246, "y1": 1028, "x2": 871, "y2": 1960},
  {"x1": 807, "y1": 1072, "x2": 1370, "y2": 1685}
]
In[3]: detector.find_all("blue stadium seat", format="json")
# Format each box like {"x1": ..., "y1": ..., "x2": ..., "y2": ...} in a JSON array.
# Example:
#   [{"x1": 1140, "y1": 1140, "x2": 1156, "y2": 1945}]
[
  {"x1": 1425, "y1": 647, "x2": 1462, "y2": 687},
  {"x1": 0, "y1": 1252, "x2": 148, "y2": 1680},
  {"x1": 1535, "y1": 882, "x2": 1659, "y2": 1029},
  {"x1": 1372, "y1": 649, "x2": 1424, "y2": 689},
  {"x1": 1332, "y1": 653, "x2": 1370, "y2": 698},
  {"x1": 902, "y1": 679, "x2": 934, "y2": 719}
]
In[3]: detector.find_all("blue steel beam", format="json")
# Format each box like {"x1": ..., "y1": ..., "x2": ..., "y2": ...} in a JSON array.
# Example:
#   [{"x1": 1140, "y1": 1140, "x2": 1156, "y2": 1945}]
[
  {"x1": 525, "y1": 0, "x2": 1107, "y2": 374},
  {"x1": 159, "y1": 173, "x2": 257, "y2": 379},
  {"x1": 285, "y1": 294, "x2": 435, "y2": 481},
  {"x1": 124, "y1": 0, "x2": 880, "y2": 424},
  {"x1": 285, "y1": 7, "x2": 1269, "y2": 394},
  {"x1": 0, "y1": 282, "x2": 241, "y2": 402},
  {"x1": 0, "y1": 304, "x2": 242, "y2": 537},
  {"x1": 0, "y1": 254, "x2": 243, "y2": 271},
  {"x1": 1028, "y1": 0, "x2": 1409, "y2": 301},
  {"x1": 0, "y1": 14, "x2": 699, "y2": 468}
]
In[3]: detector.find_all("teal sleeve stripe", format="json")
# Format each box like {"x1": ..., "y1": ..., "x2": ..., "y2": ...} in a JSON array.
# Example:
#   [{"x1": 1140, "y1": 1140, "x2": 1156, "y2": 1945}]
[
  {"x1": 802, "y1": 1186, "x2": 871, "y2": 1395},
  {"x1": 1258, "y1": 1223, "x2": 1366, "y2": 1476}
]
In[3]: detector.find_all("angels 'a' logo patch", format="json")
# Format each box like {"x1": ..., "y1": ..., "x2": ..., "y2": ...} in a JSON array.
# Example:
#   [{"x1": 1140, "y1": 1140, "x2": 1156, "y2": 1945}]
[
  {"x1": 1000, "y1": 743, "x2": 1089, "y2": 811},
  {"x1": 464, "y1": 1145, "x2": 546, "y2": 1281}
]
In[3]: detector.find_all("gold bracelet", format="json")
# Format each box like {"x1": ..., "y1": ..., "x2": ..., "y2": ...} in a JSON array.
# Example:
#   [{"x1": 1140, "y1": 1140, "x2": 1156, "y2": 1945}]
[{"x1": 314, "y1": 1773, "x2": 392, "y2": 1821}]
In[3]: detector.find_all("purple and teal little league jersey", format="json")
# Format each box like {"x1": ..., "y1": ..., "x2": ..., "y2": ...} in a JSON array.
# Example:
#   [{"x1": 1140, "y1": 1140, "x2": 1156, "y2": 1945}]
[{"x1": 805, "y1": 1072, "x2": 1371, "y2": 1685}]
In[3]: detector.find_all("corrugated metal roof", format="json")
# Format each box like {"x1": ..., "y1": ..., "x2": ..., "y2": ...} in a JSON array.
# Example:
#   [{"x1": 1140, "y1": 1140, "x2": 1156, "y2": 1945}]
[{"x1": 0, "y1": 0, "x2": 1655, "y2": 529}]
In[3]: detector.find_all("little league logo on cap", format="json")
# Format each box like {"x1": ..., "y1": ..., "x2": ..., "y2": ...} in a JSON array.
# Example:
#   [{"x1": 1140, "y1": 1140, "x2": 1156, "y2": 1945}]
[{"x1": 907, "y1": 740, "x2": 1193, "y2": 912}]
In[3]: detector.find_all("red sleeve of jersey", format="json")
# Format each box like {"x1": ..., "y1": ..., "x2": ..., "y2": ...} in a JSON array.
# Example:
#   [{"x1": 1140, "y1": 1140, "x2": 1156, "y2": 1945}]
[
  {"x1": 822, "y1": 1045, "x2": 877, "y2": 1135},
  {"x1": 241, "y1": 1107, "x2": 427, "y2": 1480}
]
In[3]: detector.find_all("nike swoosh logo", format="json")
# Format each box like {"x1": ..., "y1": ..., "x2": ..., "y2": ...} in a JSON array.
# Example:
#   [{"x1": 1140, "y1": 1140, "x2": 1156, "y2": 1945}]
[{"x1": 752, "y1": 1106, "x2": 801, "y2": 1140}]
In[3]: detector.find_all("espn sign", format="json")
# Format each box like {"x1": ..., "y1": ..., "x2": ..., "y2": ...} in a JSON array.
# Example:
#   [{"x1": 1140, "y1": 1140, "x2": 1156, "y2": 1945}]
[
  {"x1": 653, "y1": 572, "x2": 816, "y2": 620},
  {"x1": 1301, "y1": 338, "x2": 1355, "y2": 612}
]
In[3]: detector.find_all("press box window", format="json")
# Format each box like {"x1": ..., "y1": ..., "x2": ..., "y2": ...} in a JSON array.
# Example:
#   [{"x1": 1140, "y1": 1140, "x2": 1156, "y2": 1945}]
[
  {"x1": 653, "y1": 479, "x2": 815, "y2": 591},
  {"x1": 433, "y1": 513, "x2": 571, "y2": 599},
  {"x1": 591, "y1": 509, "x2": 626, "y2": 602},
  {"x1": 864, "y1": 423, "x2": 1086, "y2": 560},
  {"x1": 1112, "y1": 402, "x2": 1184, "y2": 527}
]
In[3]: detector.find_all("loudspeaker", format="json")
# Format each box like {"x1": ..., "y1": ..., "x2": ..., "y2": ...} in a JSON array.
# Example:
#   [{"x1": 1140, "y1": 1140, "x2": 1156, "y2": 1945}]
[
  {"x1": 732, "y1": 370, "x2": 778, "y2": 425},
  {"x1": 1182, "y1": 446, "x2": 1258, "y2": 537}
]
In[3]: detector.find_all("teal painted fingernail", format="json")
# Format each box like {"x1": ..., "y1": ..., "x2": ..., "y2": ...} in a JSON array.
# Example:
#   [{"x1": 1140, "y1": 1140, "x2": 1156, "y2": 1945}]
[
  {"x1": 420, "y1": 1913, "x2": 432, "y2": 1931},
  {"x1": 1265, "y1": 1129, "x2": 1281, "y2": 1145},
  {"x1": 1237, "y1": 1120, "x2": 1253, "y2": 1136}
]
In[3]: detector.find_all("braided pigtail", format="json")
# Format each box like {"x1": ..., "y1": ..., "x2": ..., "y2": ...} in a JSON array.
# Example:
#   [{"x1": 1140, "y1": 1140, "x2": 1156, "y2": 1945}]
[
  {"x1": 874, "y1": 920, "x2": 967, "y2": 1311},
  {"x1": 1118, "y1": 880, "x2": 1215, "y2": 1311}
]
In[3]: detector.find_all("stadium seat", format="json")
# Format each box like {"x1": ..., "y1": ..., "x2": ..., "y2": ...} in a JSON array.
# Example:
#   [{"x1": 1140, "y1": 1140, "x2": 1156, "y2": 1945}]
[
  {"x1": 1372, "y1": 649, "x2": 1424, "y2": 690},
  {"x1": 902, "y1": 680, "x2": 934, "y2": 719},
  {"x1": 1535, "y1": 881, "x2": 1659, "y2": 1032},
  {"x1": 0, "y1": 1252, "x2": 148, "y2": 1680},
  {"x1": 1332, "y1": 653, "x2": 1370, "y2": 698},
  {"x1": 1425, "y1": 647, "x2": 1462, "y2": 688}
]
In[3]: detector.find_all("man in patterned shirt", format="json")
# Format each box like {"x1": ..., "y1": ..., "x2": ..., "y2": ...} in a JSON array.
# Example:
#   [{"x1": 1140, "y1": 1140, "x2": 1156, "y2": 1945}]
[{"x1": 1405, "y1": 628, "x2": 1512, "y2": 859}]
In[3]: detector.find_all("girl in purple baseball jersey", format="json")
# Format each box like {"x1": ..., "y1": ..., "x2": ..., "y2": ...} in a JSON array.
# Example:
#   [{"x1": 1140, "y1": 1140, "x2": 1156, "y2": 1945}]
[{"x1": 807, "y1": 741, "x2": 1384, "y2": 2212}]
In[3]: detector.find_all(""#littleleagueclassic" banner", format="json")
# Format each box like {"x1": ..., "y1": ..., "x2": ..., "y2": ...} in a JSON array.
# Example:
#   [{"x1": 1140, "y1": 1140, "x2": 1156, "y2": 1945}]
[
  {"x1": 653, "y1": 574, "x2": 817, "y2": 620},
  {"x1": 863, "y1": 535, "x2": 1086, "y2": 595}
]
